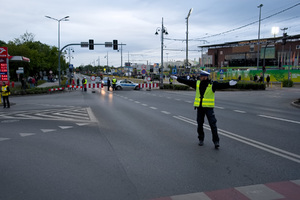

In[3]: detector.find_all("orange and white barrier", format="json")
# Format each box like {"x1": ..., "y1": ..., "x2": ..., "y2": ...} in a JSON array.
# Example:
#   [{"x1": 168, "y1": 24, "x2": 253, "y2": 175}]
[
  {"x1": 67, "y1": 83, "x2": 103, "y2": 89},
  {"x1": 49, "y1": 87, "x2": 65, "y2": 92},
  {"x1": 139, "y1": 83, "x2": 159, "y2": 89}
]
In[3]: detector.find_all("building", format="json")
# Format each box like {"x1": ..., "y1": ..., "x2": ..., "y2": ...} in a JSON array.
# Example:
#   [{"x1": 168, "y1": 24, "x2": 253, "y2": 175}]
[{"x1": 199, "y1": 34, "x2": 300, "y2": 69}]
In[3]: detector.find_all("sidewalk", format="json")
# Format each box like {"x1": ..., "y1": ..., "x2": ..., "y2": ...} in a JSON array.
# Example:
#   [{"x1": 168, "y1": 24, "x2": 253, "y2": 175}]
[
  {"x1": 151, "y1": 179, "x2": 300, "y2": 200},
  {"x1": 37, "y1": 81, "x2": 59, "y2": 88}
]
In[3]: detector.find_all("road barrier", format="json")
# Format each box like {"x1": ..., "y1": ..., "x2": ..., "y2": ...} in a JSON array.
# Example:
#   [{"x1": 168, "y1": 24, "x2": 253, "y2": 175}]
[
  {"x1": 139, "y1": 83, "x2": 159, "y2": 89},
  {"x1": 67, "y1": 83, "x2": 103, "y2": 89},
  {"x1": 48, "y1": 87, "x2": 65, "y2": 92}
]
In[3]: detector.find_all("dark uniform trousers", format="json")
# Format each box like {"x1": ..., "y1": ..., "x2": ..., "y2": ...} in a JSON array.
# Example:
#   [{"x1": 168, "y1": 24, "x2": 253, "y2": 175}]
[{"x1": 196, "y1": 107, "x2": 219, "y2": 142}]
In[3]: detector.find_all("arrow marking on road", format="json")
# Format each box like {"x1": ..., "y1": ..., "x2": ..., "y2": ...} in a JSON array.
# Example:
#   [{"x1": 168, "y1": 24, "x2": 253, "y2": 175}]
[
  {"x1": 41, "y1": 129, "x2": 57, "y2": 133},
  {"x1": 59, "y1": 126, "x2": 73, "y2": 129},
  {"x1": 76, "y1": 123, "x2": 90, "y2": 126},
  {"x1": 19, "y1": 133, "x2": 36, "y2": 137},
  {"x1": 0, "y1": 138, "x2": 11, "y2": 142}
]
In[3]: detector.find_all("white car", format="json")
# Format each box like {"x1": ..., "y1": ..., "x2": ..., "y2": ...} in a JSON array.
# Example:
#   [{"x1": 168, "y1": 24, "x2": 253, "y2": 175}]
[{"x1": 115, "y1": 79, "x2": 140, "y2": 90}]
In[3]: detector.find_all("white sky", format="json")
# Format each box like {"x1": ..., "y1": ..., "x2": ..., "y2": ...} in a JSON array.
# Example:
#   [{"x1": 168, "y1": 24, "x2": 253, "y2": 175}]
[{"x1": 2, "y1": 0, "x2": 300, "y2": 67}]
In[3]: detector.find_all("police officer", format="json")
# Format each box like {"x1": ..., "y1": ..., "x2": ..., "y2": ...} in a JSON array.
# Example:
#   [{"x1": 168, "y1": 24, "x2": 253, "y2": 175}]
[
  {"x1": 171, "y1": 71, "x2": 237, "y2": 149},
  {"x1": 84, "y1": 77, "x2": 87, "y2": 92},
  {"x1": 112, "y1": 77, "x2": 117, "y2": 91},
  {"x1": 1, "y1": 82, "x2": 10, "y2": 108}
]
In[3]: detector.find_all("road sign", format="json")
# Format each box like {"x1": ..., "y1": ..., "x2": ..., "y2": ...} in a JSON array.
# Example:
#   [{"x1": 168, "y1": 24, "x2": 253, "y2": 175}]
[
  {"x1": 141, "y1": 69, "x2": 146, "y2": 74},
  {"x1": 90, "y1": 76, "x2": 96, "y2": 81}
]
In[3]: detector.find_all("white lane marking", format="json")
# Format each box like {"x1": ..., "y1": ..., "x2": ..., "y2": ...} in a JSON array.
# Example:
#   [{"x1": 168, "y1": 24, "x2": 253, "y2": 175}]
[
  {"x1": 150, "y1": 107, "x2": 157, "y2": 110},
  {"x1": 215, "y1": 106, "x2": 225, "y2": 109},
  {"x1": 134, "y1": 101, "x2": 140, "y2": 104},
  {"x1": 0, "y1": 138, "x2": 11, "y2": 142},
  {"x1": 59, "y1": 126, "x2": 73, "y2": 129},
  {"x1": 41, "y1": 129, "x2": 57, "y2": 133},
  {"x1": 258, "y1": 115, "x2": 300, "y2": 125},
  {"x1": 161, "y1": 111, "x2": 171, "y2": 115},
  {"x1": 76, "y1": 123, "x2": 90, "y2": 126},
  {"x1": 234, "y1": 110, "x2": 247, "y2": 113},
  {"x1": 185, "y1": 101, "x2": 193, "y2": 103},
  {"x1": 173, "y1": 115, "x2": 300, "y2": 164},
  {"x1": 142, "y1": 104, "x2": 148, "y2": 106},
  {"x1": 20, "y1": 133, "x2": 36, "y2": 137}
]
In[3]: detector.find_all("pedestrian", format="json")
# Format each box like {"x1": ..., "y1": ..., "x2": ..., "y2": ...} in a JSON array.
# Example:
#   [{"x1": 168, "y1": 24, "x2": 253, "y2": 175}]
[
  {"x1": 83, "y1": 77, "x2": 87, "y2": 92},
  {"x1": 171, "y1": 71, "x2": 237, "y2": 149},
  {"x1": 169, "y1": 76, "x2": 173, "y2": 85},
  {"x1": 81, "y1": 78, "x2": 85, "y2": 91},
  {"x1": 112, "y1": 76, "x2": 117, "y2": 91},
  {"x1": 107, "y1": 78, "x2": 111, "y2": 91},
  {"x1": 266, "y1": 75, "x2": 270, "y2": 87},
  {"x1": 253, "y1": 74, "x2": 258, "y2": 82},
  {"x1": 72, "y1": 78, "x2": 76, "y2": 90},
  {"x1": 1, "y1": 82, "x2": 10, "y2": 108},
  {"x1": 77, "y1": 78, "x2": 80, "y2": 87}
]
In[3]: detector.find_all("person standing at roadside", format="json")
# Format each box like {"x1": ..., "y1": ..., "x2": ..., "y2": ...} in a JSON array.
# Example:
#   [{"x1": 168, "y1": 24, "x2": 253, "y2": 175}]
[
  {"x1": 112, "y1": 77, "x2": 117, "y2": 91},
  {"x1": 171, "y1": 71, "x2": 237, "y2": 149},
  {"x1": 81, "y1": 77, "x2": 85, "y2": 91},
  {"x1": 83, "y1": 77, "x2": 87, "y2": 92},
  {"x1": 266, "y1": 75, "x2": 270, "y2": 87},
  {"x1": 1, "y1": 82, "x2": 10, "y2": 108}
]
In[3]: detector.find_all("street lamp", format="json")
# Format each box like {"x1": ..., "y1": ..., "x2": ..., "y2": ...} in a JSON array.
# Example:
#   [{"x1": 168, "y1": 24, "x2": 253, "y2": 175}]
[
  {"x1": 186, "y1": 8, "x2": 193, "y2": 72},
  {"x1": 155, "y1": 17, "x2": 168, "y2": 89},
  {"x1": 45, "y1": 15, "x2": 69, "y2": 86},
  {"x1": 257, "y1": 4, "x2": 263, "y2": 70},
  {"x1": 271, "y1": 27, "x2": 279, "y2": 37}
]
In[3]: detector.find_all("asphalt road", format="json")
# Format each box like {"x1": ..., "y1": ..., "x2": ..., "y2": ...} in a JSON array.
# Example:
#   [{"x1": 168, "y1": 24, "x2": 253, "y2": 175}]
[{"x1": 0, "y1": 86, "x2": 299, "y2": 200}]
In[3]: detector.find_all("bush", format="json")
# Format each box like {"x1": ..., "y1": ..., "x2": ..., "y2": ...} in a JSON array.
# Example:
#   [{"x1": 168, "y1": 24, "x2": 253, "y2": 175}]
[
  {"x1": 236, "y1": 82, "x2": 265, "y2": 90},
  {"x1": 163, "y1": 84, "x2": 191, "y2": 90},
  {"x1": 282, "y1": 79, "x2": 294, "y2": 87}
]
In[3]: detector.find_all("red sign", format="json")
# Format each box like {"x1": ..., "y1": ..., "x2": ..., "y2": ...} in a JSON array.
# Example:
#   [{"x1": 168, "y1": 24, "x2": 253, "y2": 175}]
[
  {"x1": 0, "y1": 47, "x2": 8, "y2": 58},
  {"x1": 0, "y1": 63, "x2": 8, "y2": 82}
]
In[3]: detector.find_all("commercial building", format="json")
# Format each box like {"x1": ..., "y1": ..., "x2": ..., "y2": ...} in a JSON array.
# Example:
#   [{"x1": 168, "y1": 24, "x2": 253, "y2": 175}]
[{"x1": 199, "y1": 34, "x2": 300, "y2": 69}]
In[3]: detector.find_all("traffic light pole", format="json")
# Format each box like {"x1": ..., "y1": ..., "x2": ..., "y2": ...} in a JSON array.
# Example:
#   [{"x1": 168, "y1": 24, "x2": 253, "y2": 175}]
[{"x1": 57, "y1": 42, "x2": 126, "y2": 86}]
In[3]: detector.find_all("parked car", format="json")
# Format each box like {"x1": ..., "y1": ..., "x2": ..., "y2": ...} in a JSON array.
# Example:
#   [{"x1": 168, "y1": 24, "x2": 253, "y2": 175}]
[
  {"x1": 115, "y1": 79, "x2": 140, "y2": 90},
  {"x1": 102, "y1": 77, "x2": 109, "y2": 86}
]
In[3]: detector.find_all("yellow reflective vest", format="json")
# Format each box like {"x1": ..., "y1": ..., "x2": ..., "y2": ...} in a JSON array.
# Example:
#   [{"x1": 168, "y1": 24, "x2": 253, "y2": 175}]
[
  {"x1": 112, "y1": 78, "x2": 117, "y2": 84},
  {"x1": 1, "y1": 85, "x2": 10, "y2": 96},
  {"x1": 194, "y1": 80, "x2": 215, "y2": 108}
]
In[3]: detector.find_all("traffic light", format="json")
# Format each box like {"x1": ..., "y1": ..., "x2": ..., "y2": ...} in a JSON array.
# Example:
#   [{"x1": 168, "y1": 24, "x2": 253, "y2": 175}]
[
  {"x1": 89, "y1": 39, "x2": 94, "y2": 50},
  {"x1": 282, "y1": 33, "x2": 287, "y2": 45},
  {"x1": 113, "y1": 40, "x2": 118, "y2": 50}
]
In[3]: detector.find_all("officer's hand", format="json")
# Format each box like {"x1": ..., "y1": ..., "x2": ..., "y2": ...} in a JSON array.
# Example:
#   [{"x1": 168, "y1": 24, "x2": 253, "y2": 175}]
[
  {"x1": 229, "y1": 80, "x2": 237, "y2": 86},
  {"x1": 170, "y1": 75, "x2": 177, "y2": 80}
]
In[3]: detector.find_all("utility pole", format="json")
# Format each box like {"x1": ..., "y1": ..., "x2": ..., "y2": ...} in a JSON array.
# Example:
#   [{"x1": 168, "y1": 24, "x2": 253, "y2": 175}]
[{"x1": 257, "y1": 4, "x2": 263, "y2": 70}]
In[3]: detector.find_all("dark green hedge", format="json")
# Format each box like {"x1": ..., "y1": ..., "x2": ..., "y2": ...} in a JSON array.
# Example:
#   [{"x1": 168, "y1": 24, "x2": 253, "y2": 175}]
[
  {"x1": 163, "y1": 81, "x2": 266, "y2": 90},
  {"x1": 282, "y1": 79, "x2": 294, "y2": 87}
]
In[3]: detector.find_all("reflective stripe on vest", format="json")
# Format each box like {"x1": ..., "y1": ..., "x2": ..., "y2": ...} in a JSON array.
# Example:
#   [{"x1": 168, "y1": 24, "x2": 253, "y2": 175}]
[{"x1": 194, "y1": 80, "x2": 215, "y2": 108}]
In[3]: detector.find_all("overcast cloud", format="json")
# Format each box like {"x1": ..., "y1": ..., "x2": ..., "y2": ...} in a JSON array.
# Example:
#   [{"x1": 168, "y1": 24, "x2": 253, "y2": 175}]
[{"x1": 2, "y1": 0, "x2": 299, "y2": 67}]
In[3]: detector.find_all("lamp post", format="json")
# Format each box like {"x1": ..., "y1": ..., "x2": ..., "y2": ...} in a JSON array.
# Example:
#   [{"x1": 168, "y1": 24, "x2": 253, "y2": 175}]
[
  {"x1": 271, "y1": 27, "x2": 279, "y2": 38},
  {"x1": 257, "y1": 4, "x2": 263, "y2": 70},
  {"x1": 186, "y1": 8, "x2": 193, "y2": 73},
  {"x1": 155, "y1": 17, "x2": 168, "y2": 89},
  {"x1": 45, "y1": 15, "x2": 69, "y2": 86}
]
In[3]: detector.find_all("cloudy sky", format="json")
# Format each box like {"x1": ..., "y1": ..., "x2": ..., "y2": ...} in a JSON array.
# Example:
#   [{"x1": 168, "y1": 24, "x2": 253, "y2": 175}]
[{"x1": 2, "y1": 0, "x2": 299, "y2": 67}]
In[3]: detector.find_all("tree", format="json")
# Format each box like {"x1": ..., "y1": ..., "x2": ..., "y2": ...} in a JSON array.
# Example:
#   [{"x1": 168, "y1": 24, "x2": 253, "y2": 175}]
[{"x1": 5, "y1": 32, "x2": 67, "y2": 81}]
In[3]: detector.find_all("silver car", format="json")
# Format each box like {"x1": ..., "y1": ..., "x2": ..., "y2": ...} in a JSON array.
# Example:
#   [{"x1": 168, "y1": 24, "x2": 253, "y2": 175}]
[{"x1": 115, "y1": 79, "x2": 140, "y2": 90}]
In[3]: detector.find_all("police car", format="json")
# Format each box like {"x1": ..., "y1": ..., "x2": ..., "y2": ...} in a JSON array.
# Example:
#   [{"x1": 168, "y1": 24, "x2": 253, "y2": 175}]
[{"x1": 115, "y1": 79, "x2": 140, "y2": 90}]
